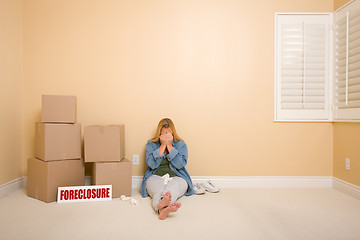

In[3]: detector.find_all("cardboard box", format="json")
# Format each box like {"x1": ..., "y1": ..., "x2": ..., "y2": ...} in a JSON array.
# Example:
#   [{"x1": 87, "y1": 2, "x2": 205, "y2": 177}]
[
  {"x1": 92, "y1": 159, "x2": 132, "y2": 198},
  {"x1": 41, "y1": 95, "x2": 77, "y2": 123},
  {"x1": 35, "y1": 122, "x2": 81, "y2": 161},
  {"x1": 27, "y1": 158, "x2": 85, "y2": 203},
  {"x1": 84, "y1": 125, "x2": 125, "y2": 162}
]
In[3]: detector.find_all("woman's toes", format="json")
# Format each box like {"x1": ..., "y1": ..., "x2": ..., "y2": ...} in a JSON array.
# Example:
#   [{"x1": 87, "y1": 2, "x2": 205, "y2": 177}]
[
  {"x1": 165, "y1": 192, "x2": 171, "y2": 200},
  {"x1": 168, "y1": 203, "x2": 181, "y2": 212}
]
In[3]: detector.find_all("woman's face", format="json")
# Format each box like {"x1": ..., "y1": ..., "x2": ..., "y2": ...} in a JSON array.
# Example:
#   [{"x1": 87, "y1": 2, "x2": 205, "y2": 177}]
[{"x1": 161, "y1": 127, "x2": 172, "y2": 136}]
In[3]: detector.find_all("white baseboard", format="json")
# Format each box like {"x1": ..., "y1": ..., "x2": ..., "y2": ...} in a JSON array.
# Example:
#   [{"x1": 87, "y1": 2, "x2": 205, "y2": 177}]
[
  {"x1": 0, "y1": 176, "x2": 336, "y2": 199},
  {"x1": 85, "y1": 176, "x2": 92, "y2": 186},
  {"x1": 101, "y1": 176, "x2": 334, "y2": 189},
  {"x1": 0, "y1": 177, "x2": 26, "y2": 199},
  {"x1": 191, "y1": 176, "x2": 334, "y2": 188},
  {"x1": 333, "y1": 177, "x2": 360, "y2": 200}
]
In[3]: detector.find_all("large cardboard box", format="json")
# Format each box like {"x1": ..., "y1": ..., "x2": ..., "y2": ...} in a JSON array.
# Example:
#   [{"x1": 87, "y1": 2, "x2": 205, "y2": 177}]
[
  {"x1": 84, "y1": 125, "x2": 125, "y2": 162},
  {"x1": 35, "y1": 122, "x2": 81, "y2": 161},
  {"x1": 41, "y1": 95, "x2": 77, "y2": 123},
  {"x1": 92, "y1": 159, "x2": 132, "y2": 198},
  {"x1": 27, "y1": 158, "x2": 85, "y2": 203}
]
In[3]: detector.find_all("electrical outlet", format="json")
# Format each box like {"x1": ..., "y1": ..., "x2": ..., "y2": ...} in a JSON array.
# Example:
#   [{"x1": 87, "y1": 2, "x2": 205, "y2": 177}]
[
  {"x1": 345, "y1": 158, "x2": 350, "y2": 170},
  {"x1": 133, "y1": 154, "x2": 139, "y2": 165}
]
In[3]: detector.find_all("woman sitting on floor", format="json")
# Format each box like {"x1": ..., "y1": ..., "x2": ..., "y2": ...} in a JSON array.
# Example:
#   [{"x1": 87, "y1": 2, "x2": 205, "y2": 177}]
[{"x1": 141, "y1": 118, "x2": 194, "y2": 220}]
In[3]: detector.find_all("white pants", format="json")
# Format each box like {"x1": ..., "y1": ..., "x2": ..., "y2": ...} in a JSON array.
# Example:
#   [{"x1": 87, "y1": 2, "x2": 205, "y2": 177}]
[{"x1": 146, "y1": 175, "x2": 188, "y2": 212}]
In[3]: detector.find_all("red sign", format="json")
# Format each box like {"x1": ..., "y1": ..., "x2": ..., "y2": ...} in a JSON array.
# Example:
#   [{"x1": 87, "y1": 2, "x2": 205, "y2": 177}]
[{"x1": 57, "y1": 185, "x2": 112, "y2": 203}]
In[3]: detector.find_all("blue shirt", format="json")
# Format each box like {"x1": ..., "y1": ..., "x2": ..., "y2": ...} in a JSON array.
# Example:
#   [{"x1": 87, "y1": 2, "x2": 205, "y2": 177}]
[{"x1": 141, "y1": 140, "x2": 194, "y2": 197}]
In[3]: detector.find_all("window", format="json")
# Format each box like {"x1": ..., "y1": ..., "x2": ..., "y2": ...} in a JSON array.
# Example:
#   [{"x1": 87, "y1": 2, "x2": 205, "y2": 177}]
[
  {"x1": 334, "y1": 0, "x2": 360, "y2": 120},
  {"x1": 275, "y1": 14, "x2": 330, "y2": 121},
  {"x1": 274, "y1": 0, "x2": 360, "y2": 122}
]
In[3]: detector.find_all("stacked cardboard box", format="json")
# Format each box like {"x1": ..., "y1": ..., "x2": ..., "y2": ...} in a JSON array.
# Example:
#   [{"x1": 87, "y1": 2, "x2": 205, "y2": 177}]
[
  {"x1": 27, "y1": 95, "x2": 84, "y2": 203},
  {"x1": 84, "y1": 125, "x2": 132, "y2": 198}
]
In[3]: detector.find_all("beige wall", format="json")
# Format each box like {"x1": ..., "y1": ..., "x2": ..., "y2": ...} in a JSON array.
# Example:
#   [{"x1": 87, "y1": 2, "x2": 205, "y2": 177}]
[
  {"x1": 333, "y1": 0, "x2": 360, "y2": 187},
  {"x1": 21, "y1": 0, "x2": 334, "y2": 178},
  {"x1": 0, "y1": 0, "x2": 23, "y2": 185},
  {"x1": 334, "y1": 0, "x2": 352, "y2": 9},
  {"x1": 4, "y1": 0, "x2": 359, "y2": 187},
  {"x1": 333, "y1": 123, "x2": 360, "y2": 186}
]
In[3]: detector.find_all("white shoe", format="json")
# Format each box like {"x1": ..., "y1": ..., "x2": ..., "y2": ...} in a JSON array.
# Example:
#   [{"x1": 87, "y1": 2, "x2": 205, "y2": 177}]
[
  {"x1": 201, "y1": 181, "x2": 219, "y2": 193},
  {"x1": 193, "y1": 183, "x2": 206, "y2": 195}
]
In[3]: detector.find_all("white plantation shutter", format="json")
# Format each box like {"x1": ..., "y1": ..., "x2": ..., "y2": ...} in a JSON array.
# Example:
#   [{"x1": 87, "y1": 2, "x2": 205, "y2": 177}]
[
  {"x1": 334, "y1": 0, "x2": 360, "y2": 120},
  {"x1": 275, "y1": 14, "x2": 330, "y2": 121}
]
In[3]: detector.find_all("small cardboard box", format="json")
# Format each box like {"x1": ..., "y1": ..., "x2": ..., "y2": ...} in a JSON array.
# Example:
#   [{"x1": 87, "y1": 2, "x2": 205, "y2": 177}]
[
  {"x1": 84, "y1": 125, "x2": 125, "y2": 163},
  {"x1": 27, "y1": 158, "x2": 85, "y2": 203},
  {"x1": 41, "y1": 95, "x2": 77, "y2": 123},
  {"x1": 92, "y1": 159, "x2": 132, "y2": 198},
  {"x1": 35, "y1": 122, "x2": 81, "y2": 161}
]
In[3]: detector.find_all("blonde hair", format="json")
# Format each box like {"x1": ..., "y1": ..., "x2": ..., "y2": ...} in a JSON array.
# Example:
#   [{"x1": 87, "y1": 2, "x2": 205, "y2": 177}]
[{"x1": 150, "y1": 118, "x2": 183, "y2": 143}]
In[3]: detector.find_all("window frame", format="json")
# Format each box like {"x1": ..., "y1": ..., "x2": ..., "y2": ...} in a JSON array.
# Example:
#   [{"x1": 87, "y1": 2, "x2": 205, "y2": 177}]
[
  {"x1": 333, "y1": 0, "x2": 360, "y2": 121},
  {"x1": 275, "y1": 0, "x2": 360, "y2": 123},
  {"x1": 274, "y1": 13, "x2": 332, "y2": 122}
]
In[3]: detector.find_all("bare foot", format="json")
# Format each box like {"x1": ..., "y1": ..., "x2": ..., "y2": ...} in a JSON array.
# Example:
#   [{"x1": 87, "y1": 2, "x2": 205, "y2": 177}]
[
  {"x1": 157, "y1": 191, "x2": 172, "y2": 210},
  {"x1": 158, "y1": 202, "x2": 182, "y2": 220}
]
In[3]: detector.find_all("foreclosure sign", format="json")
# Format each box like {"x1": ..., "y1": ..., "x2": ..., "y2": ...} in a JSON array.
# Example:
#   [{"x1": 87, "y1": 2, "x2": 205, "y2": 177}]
[{"x1": 57, "y1": 185, "x2": 112, "y2": 203}]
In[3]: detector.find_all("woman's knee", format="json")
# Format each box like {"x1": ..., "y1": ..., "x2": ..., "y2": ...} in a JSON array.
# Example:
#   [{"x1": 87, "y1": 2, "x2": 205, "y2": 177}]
[
  {"x1": 146, "y1": 175, "x2": 165, "y2": 196},
  {"x1": 165, "y1": 180, "x2": 187, "y2": 199}
]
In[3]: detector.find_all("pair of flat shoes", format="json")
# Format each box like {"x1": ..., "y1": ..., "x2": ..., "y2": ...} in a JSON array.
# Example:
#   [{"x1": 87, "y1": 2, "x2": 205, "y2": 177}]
[{"x1": 194, "y1": 181, "x2": 220, "y2": 195}]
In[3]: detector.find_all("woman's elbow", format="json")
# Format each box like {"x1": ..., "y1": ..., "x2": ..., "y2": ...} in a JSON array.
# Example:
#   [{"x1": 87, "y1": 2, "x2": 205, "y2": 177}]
[{"x1": 146, "y1": 159, "x2": 156, "y2": 169}]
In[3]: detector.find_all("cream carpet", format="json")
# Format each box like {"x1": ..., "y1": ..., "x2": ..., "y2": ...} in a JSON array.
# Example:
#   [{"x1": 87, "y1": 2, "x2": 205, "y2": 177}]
[{"x1": 1, "y1": 188, "x2": 360, "y2": 240}]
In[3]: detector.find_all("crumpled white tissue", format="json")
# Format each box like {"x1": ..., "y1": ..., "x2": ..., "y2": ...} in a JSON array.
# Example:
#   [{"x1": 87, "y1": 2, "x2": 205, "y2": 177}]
[
  {"x1": 120, "y1": 195, "x2": 131, "y2": 201},
  {"x1": 130, "y1": 198, "x2": 139, "y2": 205},
  {"x1": 120, "y1": 195, "x2": 139, "y2": 206},
  {"x1": 161, "y1": 173, "x2": 173, "y2": 184}
]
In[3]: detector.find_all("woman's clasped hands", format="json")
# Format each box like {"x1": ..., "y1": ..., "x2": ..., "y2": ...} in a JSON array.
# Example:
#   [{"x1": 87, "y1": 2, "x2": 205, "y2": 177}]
[{"x1": 160, "y1": 129, "x2": 173, "y2": 153}]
